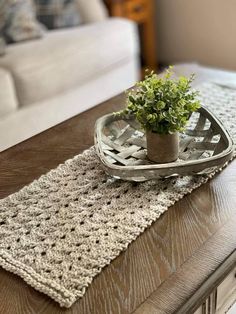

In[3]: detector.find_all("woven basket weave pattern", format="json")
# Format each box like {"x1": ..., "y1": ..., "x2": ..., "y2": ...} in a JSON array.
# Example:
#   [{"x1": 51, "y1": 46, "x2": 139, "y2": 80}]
[{"x1": 95, "y1": 106, "x2": 233, "y2": 181}]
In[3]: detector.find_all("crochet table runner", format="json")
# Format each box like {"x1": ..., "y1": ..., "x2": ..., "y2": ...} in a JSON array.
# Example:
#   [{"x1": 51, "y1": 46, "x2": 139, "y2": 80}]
[{"x1": 0, "y1": 83, "x2": 236, "y2": 307}]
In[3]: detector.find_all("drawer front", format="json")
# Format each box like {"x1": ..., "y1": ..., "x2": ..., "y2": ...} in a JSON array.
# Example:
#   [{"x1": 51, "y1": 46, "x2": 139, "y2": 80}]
[
  {"x1": 194, "y1": 267, "x2": 236, "y2": 314},
  {"x1": 123, "y1": 0, "x2": 149, "y2": 22},
  {"x1": 216, "y1": 266, "x2": 236, "y2": 313}
]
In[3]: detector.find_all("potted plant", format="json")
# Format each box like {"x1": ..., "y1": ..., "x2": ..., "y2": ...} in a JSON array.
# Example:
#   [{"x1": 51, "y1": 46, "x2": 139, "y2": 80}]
[{"x1": 119, "y1": 67, "x2": 201, "y2": 163}]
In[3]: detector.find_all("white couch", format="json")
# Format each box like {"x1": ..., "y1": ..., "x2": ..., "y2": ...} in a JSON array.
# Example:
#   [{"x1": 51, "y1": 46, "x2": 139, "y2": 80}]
[{"x1": 0, "y1": 15, "x2": 140, "y2": 151}]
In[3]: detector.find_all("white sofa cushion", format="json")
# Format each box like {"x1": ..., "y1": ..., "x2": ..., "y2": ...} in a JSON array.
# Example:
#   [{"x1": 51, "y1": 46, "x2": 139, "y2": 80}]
[
  {"x1": 0, "y1": 68, "x2": 18, "y2": 117},
  {"x1": 0, "y1": 58, "x2": 139, "y2": 151},
  {"x1": 0, "y1": 18, "x2": 139, "y2": 107}
]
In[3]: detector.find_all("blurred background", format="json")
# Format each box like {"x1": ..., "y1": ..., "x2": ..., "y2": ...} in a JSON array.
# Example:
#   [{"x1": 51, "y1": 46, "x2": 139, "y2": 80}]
[
  {"x1": 1, "y1": 0, "x2": 236, "y2": 152},
  {"x1": 156, "y1": 0, "x2": 236, "y2": 70},
  {"x1": 106, "y1": 0, "x2": 236, "y2": 72}
]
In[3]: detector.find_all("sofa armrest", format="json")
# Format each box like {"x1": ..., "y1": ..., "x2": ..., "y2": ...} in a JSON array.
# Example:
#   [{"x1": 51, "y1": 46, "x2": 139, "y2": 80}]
[
  {"x1": 0, "y1": 68, "x2": 18, "y2": 118},
  {"x1": 77, "y1": 0, "x2": 108, "y2": 23}
]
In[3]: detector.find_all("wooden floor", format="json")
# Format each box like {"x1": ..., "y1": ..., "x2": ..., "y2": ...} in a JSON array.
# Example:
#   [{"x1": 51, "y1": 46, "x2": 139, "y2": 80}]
[{"x1": 0, "y1": 66, "x2": 235, "y2": 313}]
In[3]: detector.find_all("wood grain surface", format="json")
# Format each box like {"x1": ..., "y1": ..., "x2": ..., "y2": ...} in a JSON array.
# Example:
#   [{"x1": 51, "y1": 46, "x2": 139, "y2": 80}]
[{"x1": 0, "y1": 90, "x2": 235, "y2": 314}]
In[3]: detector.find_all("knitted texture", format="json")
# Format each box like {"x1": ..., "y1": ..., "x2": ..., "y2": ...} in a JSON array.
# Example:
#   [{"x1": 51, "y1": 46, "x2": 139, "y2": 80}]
[{"x1": 0, "y1": 83, "x2": 235, "y2": 307}]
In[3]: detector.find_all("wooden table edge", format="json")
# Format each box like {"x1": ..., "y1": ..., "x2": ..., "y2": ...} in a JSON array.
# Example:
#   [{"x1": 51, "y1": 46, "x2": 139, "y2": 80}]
[{"x1": 133, "y1": 214, "x2": 236, "y2": 314}]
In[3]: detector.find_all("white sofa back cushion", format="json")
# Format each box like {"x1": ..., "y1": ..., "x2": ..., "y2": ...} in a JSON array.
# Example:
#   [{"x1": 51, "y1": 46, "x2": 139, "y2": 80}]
[{"x1": 0, "y1": 18, "x2": 138, "y2": 107}]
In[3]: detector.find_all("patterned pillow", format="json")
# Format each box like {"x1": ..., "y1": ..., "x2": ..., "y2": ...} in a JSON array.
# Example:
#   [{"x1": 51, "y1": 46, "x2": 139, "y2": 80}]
[
  {"x1": 35, "y1": 0, "x2": 82, "y2": 30},
  {"x1": 1, "y1": 0, "x2": 44, "y2": 43}
]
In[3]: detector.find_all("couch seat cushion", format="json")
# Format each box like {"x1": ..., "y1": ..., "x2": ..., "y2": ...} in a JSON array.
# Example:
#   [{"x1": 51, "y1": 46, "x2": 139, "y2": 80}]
[{"x1": 0, "y1": 18, "x2": 139, "y2": 106}]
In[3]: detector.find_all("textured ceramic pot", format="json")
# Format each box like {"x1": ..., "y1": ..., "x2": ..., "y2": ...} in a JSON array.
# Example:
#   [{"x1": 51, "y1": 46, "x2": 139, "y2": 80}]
[{"x1": 146, "y1": 131, "x2": 179, "y2": 163}]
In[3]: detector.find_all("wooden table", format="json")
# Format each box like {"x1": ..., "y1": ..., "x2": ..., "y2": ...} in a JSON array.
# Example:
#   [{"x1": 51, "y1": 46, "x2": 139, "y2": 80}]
[{"x1": 0, "y1": 67, "x2": 235, "y2": 313}]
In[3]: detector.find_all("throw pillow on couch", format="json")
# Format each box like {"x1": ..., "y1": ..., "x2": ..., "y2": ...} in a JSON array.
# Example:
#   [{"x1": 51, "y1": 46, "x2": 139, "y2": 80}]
[
  {"x1": 34, "y1": 0, "x2": 108, "y2": 29},
  {"x1": 0, "y1": 0, "x2": 108, "y2": 56},
  {"x1": 0, "y1": 0, "x2": 44, "y2": 43},
  {"x1": 34, "y1": 0, "x2": 82, "y2": 29}
]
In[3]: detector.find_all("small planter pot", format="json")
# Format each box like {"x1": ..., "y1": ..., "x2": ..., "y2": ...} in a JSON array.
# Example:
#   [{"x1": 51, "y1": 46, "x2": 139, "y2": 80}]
[{"x1": 146, "y1": 131, "x2": 179, "y2": 163}]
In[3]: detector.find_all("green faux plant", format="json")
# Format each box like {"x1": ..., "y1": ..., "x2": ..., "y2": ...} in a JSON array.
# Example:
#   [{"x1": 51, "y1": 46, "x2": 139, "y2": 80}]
[{"x1": 119, "y1": 67, "x2": 201, "y2": 134}]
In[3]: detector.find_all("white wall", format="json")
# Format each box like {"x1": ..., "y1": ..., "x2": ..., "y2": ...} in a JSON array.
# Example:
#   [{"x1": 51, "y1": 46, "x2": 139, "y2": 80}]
[{"x1": 155, "y1": 0, "x2": 236, "y2": 70}]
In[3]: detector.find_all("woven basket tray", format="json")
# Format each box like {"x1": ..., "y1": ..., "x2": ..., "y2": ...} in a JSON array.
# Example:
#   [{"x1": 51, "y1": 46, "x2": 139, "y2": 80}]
[{"x1": 94, "y1": 106, "x2": 234, "y2": 181}]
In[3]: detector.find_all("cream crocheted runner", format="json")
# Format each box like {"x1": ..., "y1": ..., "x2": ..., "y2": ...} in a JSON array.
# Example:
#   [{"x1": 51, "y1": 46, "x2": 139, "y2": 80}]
[{"x1": 0, "y1": 83, "x2": 235, "y2": 308}]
